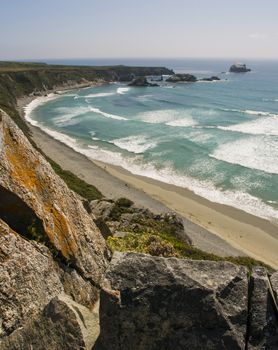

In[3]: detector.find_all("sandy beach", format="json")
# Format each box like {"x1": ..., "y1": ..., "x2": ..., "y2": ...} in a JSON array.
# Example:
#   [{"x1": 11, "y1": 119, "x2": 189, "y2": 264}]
[{"x1": 17, "y1": 93, "x2": 278, "y2": 269}]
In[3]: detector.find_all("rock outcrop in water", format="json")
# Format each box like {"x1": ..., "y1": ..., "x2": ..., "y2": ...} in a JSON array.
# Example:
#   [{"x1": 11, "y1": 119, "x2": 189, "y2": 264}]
[
  {"x1": 229, "y1": 63, "x2": 251, "y2": 73},
  {"x1": 166, "y1": 73, "x2": 197, "y2": 83},
  {"x1": 128, "y1": 76, "x2": 159, "y2": 87},
  {"x1": 199, "y1": 76, "x2": 221, "y2": 81}
]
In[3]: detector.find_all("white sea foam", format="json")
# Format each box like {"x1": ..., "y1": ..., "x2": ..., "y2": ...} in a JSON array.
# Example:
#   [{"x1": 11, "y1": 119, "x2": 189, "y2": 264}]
[
  {"x1": 138, "y1": 109, "x2": 196, "y2": 126},
  {"x1": 83, "y1": 92, "x2": 115, "y2": 98},
  {"x1": 117, "y1": 87, "x2": 130, "y2": 95},
  {"x1": 210, "y1": 137, "x2": 278, "y2": 174},
  {"x1": 244, "y1": 109, "x2": 277, "y2": 117},
  {"x1": 110, "y1": 135, "x2": 157, "y2": 154},
  {"x1": 220, "y1": 108, "x2": 278, "y2": 117},
  {"x1": 53, "y1": 106, "x2": 92, "y2": 126},
  {"x1": 88, "y1": 107, "x2": 128, "y2": 121},
  {"x1": 23, "y1": 99, "x2": 278, "y2": 221},
  {"x1": 166, "y1": 118, "x2": 197, "y2": 127},
  {"x1": 23, "y1": 94, "x2": 59, "y2": 126},
  {"x1": 218, "y1": 116, "x2": 278, "y2": 136}
]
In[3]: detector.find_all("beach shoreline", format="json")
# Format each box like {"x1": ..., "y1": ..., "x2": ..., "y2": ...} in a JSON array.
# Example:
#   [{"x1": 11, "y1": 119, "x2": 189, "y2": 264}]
[{"x1": 17, "y1": 89, "x2": 278, "y2": 269}]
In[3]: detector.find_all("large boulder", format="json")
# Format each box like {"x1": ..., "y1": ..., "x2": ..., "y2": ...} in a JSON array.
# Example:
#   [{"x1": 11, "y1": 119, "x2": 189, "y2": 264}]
[
  {"x1": 0, "y1": 294, "x2": 99, "y2": 350},
  {"x1": 0, "y1": 219, "x2": 97, "y2": 338},
  {"x1": 247, "y1": 267, "x2": 278, "y2": 349},
  {"x1": 95, "y1": 252, "x2": 248, "y2": 350},
  {"x1": 0, "y1": 110, "x2": 109, "y2": 283}
]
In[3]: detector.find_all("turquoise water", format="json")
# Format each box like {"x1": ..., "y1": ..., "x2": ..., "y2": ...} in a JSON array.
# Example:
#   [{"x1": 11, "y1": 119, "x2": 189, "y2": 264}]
[{"x1": 27, "y1": 59, "x2": 278, "y2": 222}]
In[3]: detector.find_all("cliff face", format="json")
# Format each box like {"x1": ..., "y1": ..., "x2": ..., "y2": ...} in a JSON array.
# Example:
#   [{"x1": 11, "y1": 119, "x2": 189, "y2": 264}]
[{"x1": 0, "y1": 109, "x2": 108, "y2": 343}]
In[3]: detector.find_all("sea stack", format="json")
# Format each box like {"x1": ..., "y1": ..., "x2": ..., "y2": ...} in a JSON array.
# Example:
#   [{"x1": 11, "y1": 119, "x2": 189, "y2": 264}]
[{"x1": 229, "y1": 63, "x2": 251, "y2": 73}]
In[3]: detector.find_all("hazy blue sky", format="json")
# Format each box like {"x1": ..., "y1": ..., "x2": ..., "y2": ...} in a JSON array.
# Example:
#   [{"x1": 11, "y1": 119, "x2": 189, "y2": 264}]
[{"x1": 1, "y1": 0, "x2": 278, "y2": 59}]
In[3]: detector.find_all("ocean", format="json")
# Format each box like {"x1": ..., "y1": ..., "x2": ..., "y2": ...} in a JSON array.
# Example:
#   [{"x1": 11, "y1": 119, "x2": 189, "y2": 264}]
[{"x1": 25, "y1": 58, "x2": 278, "y2": 222}]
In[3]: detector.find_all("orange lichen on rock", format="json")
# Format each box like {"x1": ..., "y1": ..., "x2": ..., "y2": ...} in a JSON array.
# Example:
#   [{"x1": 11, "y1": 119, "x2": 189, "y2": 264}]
[
  {"x1": 2, "y1": 123, "x2": 79, "y2": 259},
  {"x1": 0, "y1": 110, "x2": 108, "y2": 282},
  {"x1": 4, "y1": 127, "x2": 42, "y2": 192},
  {"x1": 47, "y1": 205, "x2": 78, "y2": 259}
]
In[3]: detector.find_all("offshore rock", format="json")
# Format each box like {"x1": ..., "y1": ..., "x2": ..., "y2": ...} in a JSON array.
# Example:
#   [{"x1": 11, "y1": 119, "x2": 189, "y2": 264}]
[
  {"x1": 229, "y1": 63, "x2": 251, "y2": 73},
  {"x1": 0, "y1": 109, "x2": 109, "y2": 283},
  {"x1": 166, "y1": 73, "x2": 197, "y2": 83},
  {"x1": 0, "y1": 294, "x2": 99, "y2": 350},
  {"x1": 247, "y1": 267, "x2": 278, "y2": 349},
  {"x1": 128, "y1": 76, "x2": 159, "y2": 87},
  {"x1": 199, "y1": 76, "x2": 220, "y2": 81},
  {"x1": 95, "y1": 252, "x2": 248, "y2": 350}
]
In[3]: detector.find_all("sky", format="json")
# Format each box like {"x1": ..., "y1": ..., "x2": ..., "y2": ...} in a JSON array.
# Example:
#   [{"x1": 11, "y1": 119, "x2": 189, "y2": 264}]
[{"x1": 1, "y1": 0, "x2": 278, "y2": 60}]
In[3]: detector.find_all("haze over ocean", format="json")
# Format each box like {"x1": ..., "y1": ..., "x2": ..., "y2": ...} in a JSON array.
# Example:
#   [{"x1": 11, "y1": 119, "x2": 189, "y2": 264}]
[{"x1": 26, "y1": 58, "x2": 278, "y2": 222}]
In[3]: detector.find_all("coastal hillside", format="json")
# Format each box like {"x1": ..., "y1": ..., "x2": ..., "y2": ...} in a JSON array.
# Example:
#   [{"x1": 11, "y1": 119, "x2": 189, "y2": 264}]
[
  {"x1": 0, "y1": 61, "x2": 173, "y2": 136},
  {"x1": 0, "y1": 63, "x2": 277, "y2": 349}
]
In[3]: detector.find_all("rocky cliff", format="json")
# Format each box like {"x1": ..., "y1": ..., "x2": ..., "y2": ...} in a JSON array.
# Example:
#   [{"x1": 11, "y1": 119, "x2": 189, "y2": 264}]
[
  {"x1": 0, "y1": 109, "x2": 108, "y2": 346},
  {"x1": 0, "y1": 62, "x2": 173, "y2": 136}
]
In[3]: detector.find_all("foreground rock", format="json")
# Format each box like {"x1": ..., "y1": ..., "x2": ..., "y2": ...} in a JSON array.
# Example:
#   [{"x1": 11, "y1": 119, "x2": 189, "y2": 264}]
[
  {"x1": 166, "y1": 73, "x2": 197, "y2": 83},
  {"x1": 229, "y1": 63, "x2": 251, "y2": 73},
  {"x1": 128, "y1": 76, "x2": 159, "y2": 87},
  {"x1": 0, "y1": 294, "x2": 99, "y2": 350},
  {"x1": 0, "y1": 219, "x2": 98, "y2": 338},
  {"x1": 0, "y1": 109, "x2": 109, "y2": 340},
  {"x1": 0, "y1": 110, "x2": 109, "y2": 282},
  {"x1": 95, "y1": 252, "x2": 249, "y2": 350},
  {"x1": 247, "y1": 267, "x2": 278, "y2": 349}
]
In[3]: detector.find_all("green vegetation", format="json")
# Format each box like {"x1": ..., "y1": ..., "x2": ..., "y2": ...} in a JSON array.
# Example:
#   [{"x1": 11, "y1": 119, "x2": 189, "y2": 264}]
[
  {"x1": 107, "y1": 227, "x2": 273, "y2": 272},
  {"x1": 47, "y1": 158, "x2": 102, "y2": 201}
]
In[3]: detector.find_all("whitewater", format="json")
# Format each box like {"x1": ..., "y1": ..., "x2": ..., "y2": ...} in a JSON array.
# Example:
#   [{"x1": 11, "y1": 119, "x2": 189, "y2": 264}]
[{"x1": 25, "y1": 59, "x2": 278, "y2": 223}]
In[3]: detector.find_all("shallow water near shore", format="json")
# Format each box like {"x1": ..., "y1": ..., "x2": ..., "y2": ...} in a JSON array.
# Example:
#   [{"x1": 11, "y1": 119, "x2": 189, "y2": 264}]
[{"x1": 26, "y1": 59, "x2": 278, "y2": 223}]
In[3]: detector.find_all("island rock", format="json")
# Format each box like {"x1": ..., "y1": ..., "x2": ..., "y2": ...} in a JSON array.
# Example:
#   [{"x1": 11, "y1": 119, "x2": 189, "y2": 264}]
[{"x1": 229, "y1": 63, "x2": 251, "y2": 73}]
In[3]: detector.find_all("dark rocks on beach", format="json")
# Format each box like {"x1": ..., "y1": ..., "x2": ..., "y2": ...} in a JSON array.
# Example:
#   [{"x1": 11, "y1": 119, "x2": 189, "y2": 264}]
[
  {"x1": 229, "y1": 64, "x2": 251, "y2": 73},
  {"x1": 166, "y1": 73, "x2": 197, "y2": 83},
  {"x1": 128, "y1": 76, "x2": 159, "y2": 87},
  {"x1": 95, "y1": 252, "x2": 249, "y2": 350}
]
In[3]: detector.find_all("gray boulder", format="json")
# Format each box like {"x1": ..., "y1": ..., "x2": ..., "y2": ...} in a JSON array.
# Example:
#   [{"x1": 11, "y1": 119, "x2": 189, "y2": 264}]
[
  {"x1": 0, "y1": 219, "x2": 97, "y2": 338},
  {"x1": 94, "y1": 252, "x2": 248, "y2": 350},
  {"x1": 0, "y1": 294, "x2": 99, "y2": 350},
  {"x1": 247, "y1": 267, "x2": 278, "y2": 349}
]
